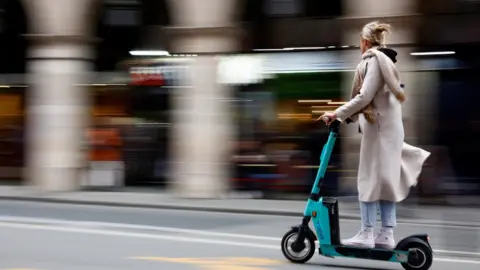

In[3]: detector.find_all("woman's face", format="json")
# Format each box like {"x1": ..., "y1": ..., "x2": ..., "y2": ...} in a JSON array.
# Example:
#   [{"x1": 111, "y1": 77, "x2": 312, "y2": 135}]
[{"x1": 360, "y1": 37, "x2": 371, "y2": 54}]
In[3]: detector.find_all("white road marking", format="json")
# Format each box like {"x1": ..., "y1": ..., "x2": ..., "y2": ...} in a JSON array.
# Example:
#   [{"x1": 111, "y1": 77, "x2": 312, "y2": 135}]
[
  {"x1": 434, "y1": 249, "x2": 480, "y2": 256},
  {"x1": 0, "y1": 215, "x2": 479, "y2": 260},
  {"x1": 0, "y1": 221, "x2": 279, "y2": 250},
  {"x1": 434, "y1": 257, "x2": 480, "y2": 264},
  {"x1": 0, "y1": 215, "x2": 280, "y2": 241}
]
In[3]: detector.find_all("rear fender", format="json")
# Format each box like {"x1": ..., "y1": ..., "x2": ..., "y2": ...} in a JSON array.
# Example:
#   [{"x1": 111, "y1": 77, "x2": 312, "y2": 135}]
[{"x1": 395, "y1": 234, "x2": 433, "y2": 252}]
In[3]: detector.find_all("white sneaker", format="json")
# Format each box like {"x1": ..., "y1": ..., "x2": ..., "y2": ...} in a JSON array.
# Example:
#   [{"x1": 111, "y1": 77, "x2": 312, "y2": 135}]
[
  {"x1": 341, "y1": 228, "x2": 375, "y2": 248},
  {"x1": 375, "y1": 227, "x2": 396, "y2": 249}
]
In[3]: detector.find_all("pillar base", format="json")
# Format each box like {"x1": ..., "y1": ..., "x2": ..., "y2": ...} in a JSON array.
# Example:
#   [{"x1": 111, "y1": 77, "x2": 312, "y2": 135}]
[
  {"x1": 26, "y1": 167, "x2": 82, "y2": 192},
  {"x1": 172, "y1": 190, "x2": 228, "y2": 200}
]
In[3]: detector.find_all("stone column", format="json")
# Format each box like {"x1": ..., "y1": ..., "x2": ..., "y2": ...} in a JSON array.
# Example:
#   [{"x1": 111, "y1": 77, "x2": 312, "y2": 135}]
[
  {"x1": 166, "y1": 0, "x2": 241, "y2": 198},
  {"x1": 339, "y1": 0, "x2": 420, "y2": 193},
  {"x1": 22, "y1": 0, "x2": 98, "y2": 191}
]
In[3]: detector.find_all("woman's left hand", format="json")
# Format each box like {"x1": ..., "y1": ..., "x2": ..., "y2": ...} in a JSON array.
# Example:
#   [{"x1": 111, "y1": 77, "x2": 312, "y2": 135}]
[{"x1": 317, "y1": 112, "x2": 337, "y2": 124}]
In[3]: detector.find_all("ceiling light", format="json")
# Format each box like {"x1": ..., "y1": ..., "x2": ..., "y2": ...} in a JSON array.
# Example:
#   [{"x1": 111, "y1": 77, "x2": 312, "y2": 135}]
[
  {"x1": 410, "y1": 51, "x2": 455, "y2": 56},
  {"x1": 129, "y1": 50, "x2": 170, "y2": 56},
  {"x1": 253, "y1": 48, "x2": 286, "y2": 52},
  {"x1": 298, "y1": 100, "x2": 332, "y2": 103},
  {"x1": 253, "y1": 46, "x2": 329, "y2": 52}
]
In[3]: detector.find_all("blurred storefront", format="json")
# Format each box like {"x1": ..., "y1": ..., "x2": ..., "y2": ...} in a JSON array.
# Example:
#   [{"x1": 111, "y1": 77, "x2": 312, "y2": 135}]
[
  {"x1": 413, "y1": 0, "x2": 480, "y2": 200},
  {"x1": 85, "y1": 58, "x2": 189, "y2": 188},
  {"x1": 0, "y1": 83, "x2": 26, "y2": 182},
  {"x1": 412, "y1": 44, "x2": 480, "y2": 197},
  {"x1": 0, "y1": 0, "x2": 28, "y2": 183},
  {"x1": 119, "y1": 58, "x2": 187, "y2": 187},
  {"x1": 221, "y1": 51, "x2": 348, "y2": 197},
  {"x1": 0, "y1": 57, "x2": 188, "y2": 189}
]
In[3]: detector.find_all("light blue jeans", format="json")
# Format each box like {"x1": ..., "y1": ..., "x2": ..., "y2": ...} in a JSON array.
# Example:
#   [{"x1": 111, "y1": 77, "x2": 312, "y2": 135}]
[{"x1": 360, "y1": 201, "x2": 397, "y2": 229}]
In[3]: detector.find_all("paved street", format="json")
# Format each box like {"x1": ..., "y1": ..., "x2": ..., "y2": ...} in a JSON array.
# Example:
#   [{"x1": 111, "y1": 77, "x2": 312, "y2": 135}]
[{"x1": 0, "y1": 201, "x2": 479, "y2": 270}]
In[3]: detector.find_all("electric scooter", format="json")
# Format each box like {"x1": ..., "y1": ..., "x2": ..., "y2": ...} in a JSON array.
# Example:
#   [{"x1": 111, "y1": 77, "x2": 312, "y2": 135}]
[{"x1": 281, "y1": 119, "x2": 433, "y2": 270}]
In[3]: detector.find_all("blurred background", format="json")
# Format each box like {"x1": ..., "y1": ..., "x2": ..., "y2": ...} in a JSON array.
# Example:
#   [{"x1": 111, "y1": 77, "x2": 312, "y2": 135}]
[{"x1": 0, "y1": 0, "x2": 478, "y2": 205}]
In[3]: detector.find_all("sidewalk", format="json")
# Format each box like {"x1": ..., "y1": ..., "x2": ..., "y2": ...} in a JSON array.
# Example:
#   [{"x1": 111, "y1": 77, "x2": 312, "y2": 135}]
[{"x1": 0, "y1": 186, "x2": 478, "y2": 227}]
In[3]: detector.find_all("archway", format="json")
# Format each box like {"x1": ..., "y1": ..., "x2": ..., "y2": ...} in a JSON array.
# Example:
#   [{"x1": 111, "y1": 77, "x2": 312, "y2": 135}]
[
  {"x1": 0, "y1": 0, "x2": 28, "y2": 183},
  {"x1": 92, "y1": 0, "x2": 174, "y2": 188}
]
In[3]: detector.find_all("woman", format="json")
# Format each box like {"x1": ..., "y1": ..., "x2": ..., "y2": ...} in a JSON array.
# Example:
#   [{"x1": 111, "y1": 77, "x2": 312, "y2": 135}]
[{"x1": 320, "y1": 21, "x2": 430, "y2": 249}]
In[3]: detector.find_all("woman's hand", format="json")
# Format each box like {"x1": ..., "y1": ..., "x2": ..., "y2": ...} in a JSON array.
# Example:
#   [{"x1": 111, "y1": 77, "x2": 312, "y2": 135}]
[{"x1": 317, "y1": 112, "x2": 337, "y2": 125}]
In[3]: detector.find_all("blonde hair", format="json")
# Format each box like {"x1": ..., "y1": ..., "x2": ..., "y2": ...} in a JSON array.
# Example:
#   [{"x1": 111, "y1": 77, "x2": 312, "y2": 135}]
[{"x1": 361, "y1": 21, "x2": 391, "y2": 46}]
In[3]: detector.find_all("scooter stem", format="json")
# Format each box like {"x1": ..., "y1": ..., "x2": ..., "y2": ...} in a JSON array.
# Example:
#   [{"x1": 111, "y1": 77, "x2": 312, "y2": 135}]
[{"x1": 310, "y1": 131, "x2": 338, "y2": 195}]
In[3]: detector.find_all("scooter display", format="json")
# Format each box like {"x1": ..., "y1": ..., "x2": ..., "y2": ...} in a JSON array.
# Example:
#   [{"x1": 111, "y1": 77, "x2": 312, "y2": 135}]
[{"x1": 280, "y1": 120, "x2": 433, "y2": 270}]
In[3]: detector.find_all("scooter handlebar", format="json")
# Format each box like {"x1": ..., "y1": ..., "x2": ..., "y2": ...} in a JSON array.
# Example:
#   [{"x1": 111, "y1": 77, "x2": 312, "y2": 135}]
[
  {"x1": 320, "y1": 115, "x2": 342, "y2": 132},
  {"x1": 327, "y1": 119, "x2": 341, "y2": 133}
]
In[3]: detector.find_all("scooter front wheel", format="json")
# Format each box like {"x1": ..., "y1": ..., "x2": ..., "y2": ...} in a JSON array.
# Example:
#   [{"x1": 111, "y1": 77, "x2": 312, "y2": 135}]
[{"x1": 281, "y1": 229, "x2": 316, "y2": 264}]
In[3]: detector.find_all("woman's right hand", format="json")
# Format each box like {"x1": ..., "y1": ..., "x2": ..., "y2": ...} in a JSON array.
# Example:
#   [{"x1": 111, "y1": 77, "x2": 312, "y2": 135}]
[{"x1": 317, "y1": 112, "x2": 337, "y2": 125}]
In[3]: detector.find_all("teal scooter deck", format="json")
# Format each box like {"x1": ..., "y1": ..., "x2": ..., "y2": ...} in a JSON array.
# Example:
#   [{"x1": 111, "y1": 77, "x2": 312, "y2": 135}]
[{"x1": 280, "y1": 120, "x2": 433, "y2": 270}]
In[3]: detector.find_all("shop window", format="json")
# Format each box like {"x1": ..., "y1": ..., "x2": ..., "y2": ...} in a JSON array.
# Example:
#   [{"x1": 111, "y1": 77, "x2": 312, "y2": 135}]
[{"x1": 0, "y1": 88, "x2": 25, "y2": 175}]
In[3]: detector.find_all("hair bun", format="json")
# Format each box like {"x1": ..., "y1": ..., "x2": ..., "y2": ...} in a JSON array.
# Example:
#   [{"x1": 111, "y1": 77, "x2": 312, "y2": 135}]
[
  {"x1": 362, "y1": 21, "x2": 392, "y2": 46},
  {"x1": 374, "y1": 23, "x2": 391, "y2": 35}
]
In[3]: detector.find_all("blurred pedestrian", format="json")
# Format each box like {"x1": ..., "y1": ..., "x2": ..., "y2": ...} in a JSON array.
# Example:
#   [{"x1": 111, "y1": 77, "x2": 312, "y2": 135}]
[{"x1": 319, "y1": 21, "x2": 430, "y2": 249}]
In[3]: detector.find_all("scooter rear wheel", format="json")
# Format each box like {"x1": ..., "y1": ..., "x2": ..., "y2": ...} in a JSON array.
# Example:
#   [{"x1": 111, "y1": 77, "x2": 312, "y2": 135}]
[
  {"x1": 400, "y1": 242, "x2": 433, "y2": 270},
  {"x1": 281, "y1": 229, "x2": 316, "y2": 264}
]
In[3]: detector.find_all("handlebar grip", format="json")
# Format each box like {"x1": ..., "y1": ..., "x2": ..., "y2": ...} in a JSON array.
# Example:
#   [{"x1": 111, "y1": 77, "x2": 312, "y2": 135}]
[{"x1": 328, "y1": 120, "x2": 341, "y2": 132}]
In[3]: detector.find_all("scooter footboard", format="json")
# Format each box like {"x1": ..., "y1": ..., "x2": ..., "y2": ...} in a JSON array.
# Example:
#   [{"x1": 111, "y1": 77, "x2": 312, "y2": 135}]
[{"x1": 320, "y1": 245, "x2": 409, "y2": 263}]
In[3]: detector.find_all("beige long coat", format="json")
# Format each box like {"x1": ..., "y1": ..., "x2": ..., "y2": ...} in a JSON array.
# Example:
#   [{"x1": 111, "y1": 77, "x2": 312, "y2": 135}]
[{"x1": 335, "y1": 54, "x2": 430, "y2": 202}]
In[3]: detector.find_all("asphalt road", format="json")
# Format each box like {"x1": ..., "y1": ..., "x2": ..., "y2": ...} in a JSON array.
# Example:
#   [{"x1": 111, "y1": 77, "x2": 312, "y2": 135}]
[{"x1": 0, "y1": 200, "x2": 479, "y2": 270}]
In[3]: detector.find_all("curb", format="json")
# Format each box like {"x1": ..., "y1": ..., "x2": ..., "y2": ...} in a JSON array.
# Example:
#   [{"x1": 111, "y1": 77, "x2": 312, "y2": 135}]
[
  {"x1": 0, "y1": 196, "x2": 308, "y2": 216},
  {"x1": 0, "y1": 196, "x2": 479, "y2": 228}
]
